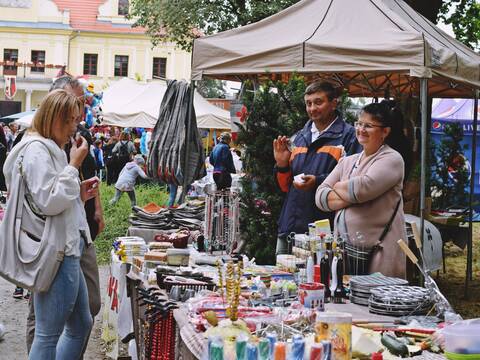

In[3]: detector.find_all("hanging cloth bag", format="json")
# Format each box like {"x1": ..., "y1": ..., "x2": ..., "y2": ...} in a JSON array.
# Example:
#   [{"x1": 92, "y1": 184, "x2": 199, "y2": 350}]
[{"x1": 0, "y1": 142, "x2": 65, "y2": 292}]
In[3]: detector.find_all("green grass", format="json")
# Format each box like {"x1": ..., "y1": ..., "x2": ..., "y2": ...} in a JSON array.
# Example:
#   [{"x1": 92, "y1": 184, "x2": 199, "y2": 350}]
[{"x1": 94, "y1": 182, "x2": 169, "y2": 264}]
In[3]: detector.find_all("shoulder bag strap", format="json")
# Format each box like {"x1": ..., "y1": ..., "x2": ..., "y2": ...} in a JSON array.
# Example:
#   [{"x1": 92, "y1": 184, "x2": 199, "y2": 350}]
[
  {"x1": 18, "y1": 141, "x2": 55, "y2": 218},
  {"x1": 378, "y1": 198, "x2": 401, "y2": 244},
  {"x1": 14, "y1": 141, "x2": 56, "y2": 264}
]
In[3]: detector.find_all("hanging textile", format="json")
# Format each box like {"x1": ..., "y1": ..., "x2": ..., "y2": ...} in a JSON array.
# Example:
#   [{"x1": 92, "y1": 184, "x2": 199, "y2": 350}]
[{"x1": 148, "y1": 80, "x2": 206, "y2": 185}]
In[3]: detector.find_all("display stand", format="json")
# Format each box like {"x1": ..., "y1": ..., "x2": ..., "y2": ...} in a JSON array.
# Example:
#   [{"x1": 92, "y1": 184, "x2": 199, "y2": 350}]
[{"x1": 126, "y1": 272, "x2": 180, "y2": 360}]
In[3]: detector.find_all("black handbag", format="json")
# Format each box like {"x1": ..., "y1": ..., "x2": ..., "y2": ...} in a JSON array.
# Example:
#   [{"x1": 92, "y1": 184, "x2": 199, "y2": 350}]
[{"x1": 344, "y1": 199, "x2": 401, "y2": 275}]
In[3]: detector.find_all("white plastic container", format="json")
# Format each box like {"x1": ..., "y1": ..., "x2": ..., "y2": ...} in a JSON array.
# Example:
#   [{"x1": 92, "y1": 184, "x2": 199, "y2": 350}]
[
  {"x1": 443, "y1": 319, "x2": 480, "y2": 355},
  {"x1": 315, "y1": 312, "x2": 352, "y2": 359},
  {"x1": 166, "y1": 248, "x2": 190, "y2": 266}
]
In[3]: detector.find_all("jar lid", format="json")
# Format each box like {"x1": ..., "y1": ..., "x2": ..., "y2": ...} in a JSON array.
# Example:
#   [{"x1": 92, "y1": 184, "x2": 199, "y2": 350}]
[{"x1": 316, "y1": 311, "x2": 352, "y2": 323}]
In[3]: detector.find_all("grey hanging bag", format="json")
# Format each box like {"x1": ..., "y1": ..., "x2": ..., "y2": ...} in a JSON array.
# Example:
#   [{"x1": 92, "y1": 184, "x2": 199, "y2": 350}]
[{"x1": 0, "y1": 142, "x2": 65, "y2": 292}]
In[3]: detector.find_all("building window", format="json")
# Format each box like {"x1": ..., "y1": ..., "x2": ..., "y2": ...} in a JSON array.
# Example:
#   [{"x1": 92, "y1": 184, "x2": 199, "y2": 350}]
[
  {"x1": 31, "y1": 50, "x2": 45, "y2": 73},
  {"x1": 118, "y1": 0, "x2": 129, "y2": 15},
  {"x1": 83, "y1": 53, "x2": 98, "y2": 75},
  {"x1": 152, "y1": 57, "x2": 167, "y2": 79},
  {"x1": 114, "y1": 55, "x2": 129, "y2": 77},
  {"x1": 3, "y1": 49, "x2": 18, "y2": 75}
]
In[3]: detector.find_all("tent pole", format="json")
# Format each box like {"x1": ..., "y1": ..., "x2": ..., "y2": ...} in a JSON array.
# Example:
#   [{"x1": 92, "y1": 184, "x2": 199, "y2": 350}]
[
  {"x1": 465, "y1": 89, "x2": 478, "y2": 297},
  {"x1": 181, "y1": 80, "x2": 196, "y2": 203},
  {"x1": 419, "y1": 78, "x2": 428, "y2": 248}
]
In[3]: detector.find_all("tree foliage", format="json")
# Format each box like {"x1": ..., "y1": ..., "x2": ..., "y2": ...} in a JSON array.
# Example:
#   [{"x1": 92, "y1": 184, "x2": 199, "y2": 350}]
[
  {"x1": 197, "y1": 79, "x2": 227, "y2": 98},
  {"x1": 128, "y1": 0, "x2": 299, "y2": 51},
  {"x1": 438, "y1": 0, "x2": 480, "y2": 50},
  {"x1": 430, "y1": 123, "x2": 470, "y2": 210},
  {"x1": 237, "y1": 76, "x2": 307, "y2": 264},
  {"x1": 129, "y1": 0, "x2": 479, "y2": 51}
]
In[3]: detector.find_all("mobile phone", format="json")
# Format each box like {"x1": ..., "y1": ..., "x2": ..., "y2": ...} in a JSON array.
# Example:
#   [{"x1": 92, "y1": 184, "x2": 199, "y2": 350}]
[{"x1": 75, "y1": 133, "x2": 83, "y2": 147}]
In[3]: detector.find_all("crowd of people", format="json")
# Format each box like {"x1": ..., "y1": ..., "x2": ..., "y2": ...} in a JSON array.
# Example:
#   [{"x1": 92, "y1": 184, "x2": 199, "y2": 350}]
[
  {"x1": 0, "y1": 77, "x2": 413, "y2": 358},
  {"x1": 0, "y1": 75, "x2": 157, "y2": 358}
]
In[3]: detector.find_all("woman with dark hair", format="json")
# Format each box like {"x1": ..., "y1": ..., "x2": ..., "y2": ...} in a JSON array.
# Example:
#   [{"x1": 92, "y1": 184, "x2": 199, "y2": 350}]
[{"x1": 315, "y1": 102, "x2": 409, "y2": 278}]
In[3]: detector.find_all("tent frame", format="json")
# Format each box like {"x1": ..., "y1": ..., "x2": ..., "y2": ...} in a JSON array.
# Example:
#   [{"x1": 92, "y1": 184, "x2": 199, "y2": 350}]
[
  {"x1": 190, "y1": 0, "x2": 480, "y2": 290},
  {"x1": 190, "y1": 69, "x2": 479, "y2": 292},
  {"x1": 465, "y1": 90, "x2": 479, "y2": 297}
]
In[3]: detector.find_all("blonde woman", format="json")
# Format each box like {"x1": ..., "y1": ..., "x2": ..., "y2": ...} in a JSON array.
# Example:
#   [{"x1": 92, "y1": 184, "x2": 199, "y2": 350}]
[{"x1": 3, "y1": 89, "x2": 98, "y2": 359}]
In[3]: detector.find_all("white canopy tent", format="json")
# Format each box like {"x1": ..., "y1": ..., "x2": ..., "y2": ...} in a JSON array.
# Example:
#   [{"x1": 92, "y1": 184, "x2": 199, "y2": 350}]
[
  {"x1": 101, "y1": 78, "x2": 231, "y2": 129},
  {"x1": 191, "y1": 0, "x2": 480, "y2": 292},
  {"x1": 192, "y1": 0, "x2": 480, "y2": 98}
]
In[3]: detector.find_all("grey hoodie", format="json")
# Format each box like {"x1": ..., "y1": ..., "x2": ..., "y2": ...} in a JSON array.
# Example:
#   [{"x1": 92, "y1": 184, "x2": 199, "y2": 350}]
[{"x1": 115, "y1": 161, "x2": 148, "y2": 192}]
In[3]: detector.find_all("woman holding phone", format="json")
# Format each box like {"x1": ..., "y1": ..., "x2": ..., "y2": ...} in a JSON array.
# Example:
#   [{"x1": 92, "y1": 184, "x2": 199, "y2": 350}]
[{"x1": 3, "y1": 89, "x2": 98, "y2": 359}]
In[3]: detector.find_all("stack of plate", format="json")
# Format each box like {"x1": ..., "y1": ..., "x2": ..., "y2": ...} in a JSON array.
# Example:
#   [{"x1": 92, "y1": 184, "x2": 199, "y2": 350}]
[
  {"x1": 368, "y1": 285, "x2": 432, "y2": 316},
  {"x1": 349, "y1": 273, "x2": 408, "y2": 306}
]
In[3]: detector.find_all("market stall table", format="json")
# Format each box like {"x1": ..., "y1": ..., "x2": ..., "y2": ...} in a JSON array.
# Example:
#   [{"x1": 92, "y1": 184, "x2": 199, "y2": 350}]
[{"x1": 173, "y1": 301, "x2": 399, "y2": 360}]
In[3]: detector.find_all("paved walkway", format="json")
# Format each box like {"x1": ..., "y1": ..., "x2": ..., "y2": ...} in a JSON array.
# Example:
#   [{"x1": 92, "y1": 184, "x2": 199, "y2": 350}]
[{"x1": 0, "y1": 265, "x2": 109, "y2": 360}]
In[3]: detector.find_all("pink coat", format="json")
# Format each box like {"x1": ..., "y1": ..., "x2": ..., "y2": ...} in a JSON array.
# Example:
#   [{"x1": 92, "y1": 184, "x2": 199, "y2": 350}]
[{"x1": 316, "y1": 145, "x2": 407, "y2": 278}]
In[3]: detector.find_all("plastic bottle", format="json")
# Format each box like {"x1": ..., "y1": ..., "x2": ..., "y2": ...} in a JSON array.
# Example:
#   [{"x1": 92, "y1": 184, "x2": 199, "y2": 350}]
[
  {"x1": 310, "y1": 343, "x2": 322, "y2": 360},
  {"x1": 306, "y1": 256, "x2": 314, "y2": 283},
  {"x1": 273, "y1": 342, "x2": 286, "y2": 360},
  {"x1": 290, "y1": 336, "x2": 305, "y2": 360}
]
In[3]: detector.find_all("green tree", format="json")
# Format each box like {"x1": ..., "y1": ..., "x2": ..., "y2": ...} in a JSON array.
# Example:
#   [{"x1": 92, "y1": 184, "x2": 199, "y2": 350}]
[
  {"x1": 337, "y1": 89, "x2": 357, "y2": 125},
  {"x1": 128, "y1": 0, "x2": 299, "y2": 51},
  {"x1": 129, "y1": 0, "x2": 479, "y2": 51},
  {"x1": 438, "y1": 0, "x2": 480, "y2": 50},
  {"x1": 197, "y1": 79, "x2": 227, "y2": 98},
  {"x1": 237, "y1": 75, "x2": 307, "y2": 263},
  {"x1": 430, "y1": 123, "x2": 470, "y2": 210}
]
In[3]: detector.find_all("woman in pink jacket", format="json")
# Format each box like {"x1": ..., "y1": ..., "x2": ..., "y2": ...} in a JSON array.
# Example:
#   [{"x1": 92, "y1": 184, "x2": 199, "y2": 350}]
[{"x1": 316, "y1": 102, "x2": 411, "y2": 278}]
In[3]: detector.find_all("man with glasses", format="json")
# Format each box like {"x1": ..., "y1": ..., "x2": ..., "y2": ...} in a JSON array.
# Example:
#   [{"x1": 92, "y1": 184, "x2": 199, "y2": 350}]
[{"x1": 273, "y1": 81, "x2": 361, "y2": 254}]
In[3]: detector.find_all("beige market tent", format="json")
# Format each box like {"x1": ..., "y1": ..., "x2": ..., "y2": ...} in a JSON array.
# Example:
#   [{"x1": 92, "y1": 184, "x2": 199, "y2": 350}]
[
  {"x1": 191, "y1": 0, "x2": 480, "y2": 291},
  {"x1": 101, "y1": 78, "x2": 231, "y2": 129},
  {"x1": 192, "y1": 0, "x2": 480, "y2": 98}
]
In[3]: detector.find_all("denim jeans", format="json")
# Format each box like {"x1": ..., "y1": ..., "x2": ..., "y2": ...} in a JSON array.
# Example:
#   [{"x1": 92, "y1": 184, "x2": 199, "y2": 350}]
[
  {"x1": 110, "y1": 188, "x2": 136, "y2": 207},
  {"x1": 29, "y1": 241, "x2": 93, "y2": 360},
  {"x1": 168, "y1": 183, "x2": 178, "y2": 207}
]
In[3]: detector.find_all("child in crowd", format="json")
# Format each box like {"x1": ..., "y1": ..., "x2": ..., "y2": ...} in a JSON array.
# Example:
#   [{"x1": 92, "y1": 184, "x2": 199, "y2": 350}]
[
  {"x1": 109, "y1": 155, "x2": 148, "y2": 207},
  {"x1": 92, "y1": 139, "x2": 105, "y2": 180}
]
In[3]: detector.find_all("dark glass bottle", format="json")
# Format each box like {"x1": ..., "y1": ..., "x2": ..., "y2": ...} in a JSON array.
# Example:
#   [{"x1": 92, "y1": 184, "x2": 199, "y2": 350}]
[{"x1": 320, "y1": 252, "x2": 331, "y2": 302}]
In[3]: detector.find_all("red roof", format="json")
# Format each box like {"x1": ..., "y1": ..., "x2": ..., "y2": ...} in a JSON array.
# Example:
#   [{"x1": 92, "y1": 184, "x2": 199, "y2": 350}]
[{"x1": 52, "y1": 0, "x2": 146, "y2": 34}]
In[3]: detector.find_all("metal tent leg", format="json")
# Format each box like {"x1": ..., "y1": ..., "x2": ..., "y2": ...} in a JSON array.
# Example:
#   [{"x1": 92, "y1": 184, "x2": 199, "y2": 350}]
[
  {"x1": 419, "y1": 78, "x2": 428, "y2": 248},
  {"x1": 465, "y1": 89, "x2": 479, "y2": 297}
]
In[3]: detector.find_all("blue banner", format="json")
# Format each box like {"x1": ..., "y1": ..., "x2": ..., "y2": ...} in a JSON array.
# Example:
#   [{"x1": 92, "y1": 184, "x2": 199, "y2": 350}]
[{"x1": 431, "y1": 99, "x2": 480, "y2": 219}]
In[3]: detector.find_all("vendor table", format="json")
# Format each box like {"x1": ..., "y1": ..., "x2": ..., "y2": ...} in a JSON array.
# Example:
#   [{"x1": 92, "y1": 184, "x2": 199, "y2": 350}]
[
  {"x1": 173, "y1": 301, "x2": 398, "y2": 360},
  {"x1": 126, "y1": 272, "x2": 181, "y2": 360},
  {"x1": 125, "y1": 276, "x2": 450, "y2": 360},
  {"x1": 127, "y1": 227, "x2": 163, "y2": 243}
]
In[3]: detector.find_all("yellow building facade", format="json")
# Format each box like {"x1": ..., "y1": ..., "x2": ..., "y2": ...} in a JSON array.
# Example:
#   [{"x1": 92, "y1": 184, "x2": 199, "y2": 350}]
[{"x1": 0, "y1": 0, "x2": 191, "y2": 115}]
